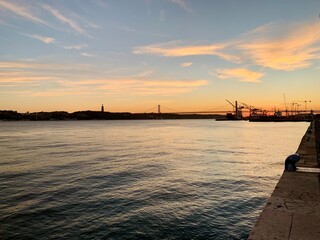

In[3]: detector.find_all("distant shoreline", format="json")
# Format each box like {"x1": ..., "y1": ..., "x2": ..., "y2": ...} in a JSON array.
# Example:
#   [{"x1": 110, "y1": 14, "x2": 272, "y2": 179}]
[{"x1": 0, "y1": 110, "x2": 225, "y2": 121}]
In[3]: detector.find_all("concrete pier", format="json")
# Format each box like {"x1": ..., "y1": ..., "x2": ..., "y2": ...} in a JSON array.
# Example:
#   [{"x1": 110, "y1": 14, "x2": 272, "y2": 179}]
[{"x1": 248, "y1": 116, "x2": 320, "y2": 239}]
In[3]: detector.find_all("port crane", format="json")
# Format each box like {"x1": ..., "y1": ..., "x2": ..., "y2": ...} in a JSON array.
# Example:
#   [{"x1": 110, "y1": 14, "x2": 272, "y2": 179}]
[
  {"x1": 226, "y1": 99, "x2": 243, "y2": 119},
  {"x1": 239, "y1": 102, "x2": 268, "y2": 117}
]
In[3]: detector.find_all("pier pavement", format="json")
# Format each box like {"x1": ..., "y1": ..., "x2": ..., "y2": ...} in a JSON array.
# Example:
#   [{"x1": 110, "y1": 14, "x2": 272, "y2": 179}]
[{"x1": 248, "y1": 116, "x2": 320, "y2": 239}]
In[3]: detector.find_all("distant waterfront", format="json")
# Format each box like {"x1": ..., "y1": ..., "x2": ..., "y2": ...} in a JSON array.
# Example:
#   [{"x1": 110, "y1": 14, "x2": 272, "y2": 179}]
[
  {"x1": 0, "y1": 120, "x2": 308, "y2": 239},
  {"x1": 0, "y1": 110, "x2": 222, "y2": 120}
]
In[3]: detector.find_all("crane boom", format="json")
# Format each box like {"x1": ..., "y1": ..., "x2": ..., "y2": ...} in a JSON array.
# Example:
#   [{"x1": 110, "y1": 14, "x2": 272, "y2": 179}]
[{"x1": 226, "y1": 99, "x2": 235, "y2": 108}]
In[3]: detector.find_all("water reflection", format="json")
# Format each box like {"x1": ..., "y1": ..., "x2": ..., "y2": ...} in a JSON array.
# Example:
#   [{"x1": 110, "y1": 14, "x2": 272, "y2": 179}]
[{"x1": 0, "y1": 120, "x2": 308, "y2": 239}]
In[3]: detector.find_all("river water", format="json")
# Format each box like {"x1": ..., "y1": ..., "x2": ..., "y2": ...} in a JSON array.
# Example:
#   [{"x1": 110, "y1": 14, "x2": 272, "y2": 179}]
[{"x1": 0, "y1": 120, "x2": 308, "y2": 239}]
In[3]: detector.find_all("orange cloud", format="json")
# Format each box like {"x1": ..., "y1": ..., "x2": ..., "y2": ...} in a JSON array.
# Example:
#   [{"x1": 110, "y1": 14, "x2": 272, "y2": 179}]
[
  {"x1": 0, "y1": 60, "x2": 208, "y2": 97},
  {"x1": 0, "y1": 76, "x2": 57, "y2": 83},
  {"x1": 237, "y1": 21, "x2": 320, "y2": 71},
  {"x1": 133, "y1": 41, "x2": 224, "y2": 57},
  {"x1": 134, "y1": 41, "x2": 241, "y2": 63},
  {"x1": 0, "y1": 61, "x2": 93, "y2": 71},
  {"x1": 134, "y1": 21, "x2": 320, "y2": 71},
  {"x1": 213, "y1": 68, "x2": 263, "y2": 83}
]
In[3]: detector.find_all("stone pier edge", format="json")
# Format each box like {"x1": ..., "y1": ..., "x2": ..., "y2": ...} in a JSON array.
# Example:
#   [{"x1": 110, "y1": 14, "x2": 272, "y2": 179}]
[{"x1": 248, "y1": 114, "x2": 320, "y2": 240}]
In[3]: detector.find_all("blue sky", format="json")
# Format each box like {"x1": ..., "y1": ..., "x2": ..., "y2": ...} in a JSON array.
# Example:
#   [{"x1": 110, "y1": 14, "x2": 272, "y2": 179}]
[{"x1": 0, "y1": 0, "x2": 320, "y2": 113}]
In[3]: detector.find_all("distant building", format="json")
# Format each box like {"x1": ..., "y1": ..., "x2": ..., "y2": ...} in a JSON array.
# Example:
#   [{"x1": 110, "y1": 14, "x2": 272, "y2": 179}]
[{"x1": 101, "y1": 104, "x2": 104, "y2": 112}]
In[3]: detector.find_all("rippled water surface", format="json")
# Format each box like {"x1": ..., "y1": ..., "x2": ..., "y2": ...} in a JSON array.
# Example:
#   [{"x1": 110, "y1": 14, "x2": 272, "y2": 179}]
[{"x1": 0, "y1": 120, "x2": 308, "y2": 239}]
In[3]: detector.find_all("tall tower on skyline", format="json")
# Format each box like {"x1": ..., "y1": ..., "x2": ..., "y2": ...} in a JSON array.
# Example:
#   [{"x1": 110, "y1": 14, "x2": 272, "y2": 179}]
[{"x1": 101, "y1": 104, "x2": 104, "y2": 112}]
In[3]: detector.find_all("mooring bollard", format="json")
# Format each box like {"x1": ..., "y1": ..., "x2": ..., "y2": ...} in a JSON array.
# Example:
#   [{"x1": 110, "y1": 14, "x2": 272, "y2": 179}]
[{"x1": 284, "y1": 153, "x2": 300, "y2": 171}]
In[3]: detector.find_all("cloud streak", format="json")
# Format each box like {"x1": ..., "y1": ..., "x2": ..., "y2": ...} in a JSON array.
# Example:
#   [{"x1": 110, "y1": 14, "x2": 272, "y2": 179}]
[
  {"x1": 181, "y1": 62, "x2": 193, "y2": 67},
  {"x1": 42, "y1": 4, "x2": 89, "y2": 37},
  {"x1": 0, "y1": 0, "x2": 49, "y2": 26},
  {"x1": 61, "y1": 44, "x2": 87, "y2": 50},
  {"x1": 0, "y1": 61, "x2": 92, "y2": 71},
  {"x1": 133, "y1": 41, "x2": 238, "y2": 61},
  {"x1": 25, "y1": 34, "x2": 55, "y2": 44},
  {"x1": 213, "y1": 68, "x2": 263, "y2": 83},
  {"x1": 81, "y1": 52, "x2": 95, "y2": 57}
]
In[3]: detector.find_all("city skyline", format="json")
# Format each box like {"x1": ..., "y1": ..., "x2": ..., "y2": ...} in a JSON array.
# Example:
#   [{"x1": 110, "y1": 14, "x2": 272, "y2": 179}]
[{"x1": 1, "y1": 0, "x2": 320, "y2": 113}]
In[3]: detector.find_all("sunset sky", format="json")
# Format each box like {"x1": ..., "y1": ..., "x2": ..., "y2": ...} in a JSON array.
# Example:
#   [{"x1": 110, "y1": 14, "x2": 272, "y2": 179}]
[{"x1": 0, "y1": 0, "x2": 320, "y2": 113}]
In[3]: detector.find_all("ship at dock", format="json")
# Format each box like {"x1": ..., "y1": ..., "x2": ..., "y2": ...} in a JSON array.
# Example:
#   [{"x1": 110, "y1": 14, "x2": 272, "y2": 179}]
[
  {"x1": 247, "y1": 101, "x2": 314, "y2": 122},
  {"x1": 218, "y1": 99, "x2": 314, "y2": 122},
  {"x1": 248, "y1": 113, "x2": 313, "y2": 122}
]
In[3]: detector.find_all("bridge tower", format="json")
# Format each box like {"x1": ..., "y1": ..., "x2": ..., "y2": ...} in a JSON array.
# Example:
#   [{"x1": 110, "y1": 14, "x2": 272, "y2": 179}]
[{"x1": 158, "y1": 105, "x2": 161, "y2": 114}]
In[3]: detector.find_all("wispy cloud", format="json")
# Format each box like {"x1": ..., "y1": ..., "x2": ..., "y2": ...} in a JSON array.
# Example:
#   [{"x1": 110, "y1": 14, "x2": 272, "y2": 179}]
[
  {"x1": 133, "y1": 41, "x2": 237, "y2": 61},
  {"x1": 0, "y1": 1, "x2": 97, "y2": 38},
  {"x1": 81, "y1": 52, "x2": 95, "y2": 57},
  {"x1": 0, "y1": 76, "x2": 57, "y2": 84},
  {"x1": 24, "y1": 34, "x2": 55, "y2": 44},
  {"x1": 181, "y1": 62, "x2": 193, "y2": 67},
  {"x1": 0, "y1": 62, "x2": 49, "y2": 69},
  {"x1": 0, "y1": 71, "x2": 59, "y2": 86},
  {"x1": 41, "y1": 4, "x2": 90, "y2": 37},
  {"x1": 130, "y1": 70, "x2": 154, "y2": 78},
  {"x1": 0, "y1": 0, "x2": 49, "y2": 26},
  {"x1": 171, "y1": 0, "x2": 192, "y2": 13},
  {"x1": 213, "y1": 68, "x2": 263, "y2": 83},
  {"x1": 61, "y1": 43, "x2": 87, "y2": 50},
  {"x1": 0, "y1": 61, "x2": 93, "y2": 71}
]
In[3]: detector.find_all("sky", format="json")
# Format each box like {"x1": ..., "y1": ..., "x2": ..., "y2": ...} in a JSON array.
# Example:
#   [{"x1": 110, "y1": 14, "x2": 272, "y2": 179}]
[{"x1": 0, "y1": 0, "x2": 320, "y2": 113}]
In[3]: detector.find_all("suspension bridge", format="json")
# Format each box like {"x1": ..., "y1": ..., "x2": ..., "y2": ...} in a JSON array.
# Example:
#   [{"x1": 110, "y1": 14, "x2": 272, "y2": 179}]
[
  {"x1": 138, "y1": 104, "x2": 320, "y2": 115},
  {"x1": 139, "y1": 104, "x2": 234, "y2": 115}
]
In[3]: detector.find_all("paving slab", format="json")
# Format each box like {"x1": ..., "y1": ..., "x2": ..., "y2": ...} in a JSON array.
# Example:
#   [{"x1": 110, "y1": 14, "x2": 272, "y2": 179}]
[
  {"x1": 248, "y1": 209, "x2": 292, "y2": 240},
  {"x1": 290, "y1": 214, "x2": 320, "y2": 240},
  {"x1": 272, "y1": 172, "x2": 320, "y2": 202},
  {"x1": 264, "y1": 196, "x2": 320, "y2": 216}
]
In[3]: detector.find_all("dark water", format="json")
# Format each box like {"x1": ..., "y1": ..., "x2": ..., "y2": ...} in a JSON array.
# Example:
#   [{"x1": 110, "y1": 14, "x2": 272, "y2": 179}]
[{"x1": 0, "y1": 120, "x2": 308, "y2": 239}]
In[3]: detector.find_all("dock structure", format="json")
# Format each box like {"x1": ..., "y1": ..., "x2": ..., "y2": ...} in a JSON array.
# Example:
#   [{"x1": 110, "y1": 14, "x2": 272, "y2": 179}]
[{"x1": 248, "y1": 115, "x2": 320, "y2": 239}]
